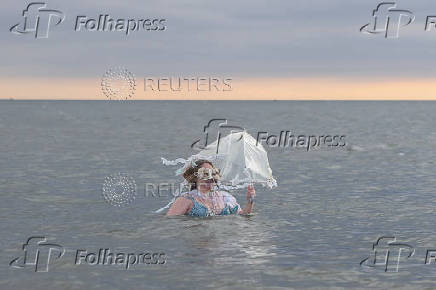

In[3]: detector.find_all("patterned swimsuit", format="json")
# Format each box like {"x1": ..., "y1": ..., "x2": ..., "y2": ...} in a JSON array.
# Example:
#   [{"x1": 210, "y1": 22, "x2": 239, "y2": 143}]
[{"x1": 184, "y1": 190, "x2": 240, "y2": 217}]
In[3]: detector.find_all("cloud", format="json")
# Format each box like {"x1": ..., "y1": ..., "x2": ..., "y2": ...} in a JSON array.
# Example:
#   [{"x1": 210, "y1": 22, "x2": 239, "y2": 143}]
[{"x1": 1, "y1": 0, "x2": 436, "y2": 81}]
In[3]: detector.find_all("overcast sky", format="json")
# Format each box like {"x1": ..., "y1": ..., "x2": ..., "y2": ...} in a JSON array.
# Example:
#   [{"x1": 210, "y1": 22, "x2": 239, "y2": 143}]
[{"x1": 2, "y1": 0, "x2": 436, "y2": 79}]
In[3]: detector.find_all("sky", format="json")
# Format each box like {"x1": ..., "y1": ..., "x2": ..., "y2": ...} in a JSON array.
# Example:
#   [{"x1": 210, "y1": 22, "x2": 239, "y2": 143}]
[{"x1": 1, "y1": 0, "x2": 436, "y2": 99}]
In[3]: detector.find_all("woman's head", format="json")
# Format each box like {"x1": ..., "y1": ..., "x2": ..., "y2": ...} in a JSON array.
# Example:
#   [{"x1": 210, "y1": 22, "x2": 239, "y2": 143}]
[{"x1": 183, "y1": 159, "x2": 220, "y2": 192}]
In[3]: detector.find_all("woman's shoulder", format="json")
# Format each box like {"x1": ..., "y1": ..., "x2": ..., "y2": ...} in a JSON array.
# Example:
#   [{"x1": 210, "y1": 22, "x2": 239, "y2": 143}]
[
  {"x1": 167, "y1": 192, "x2": 194, "y2": 215},
  {"x1": 172, "y1": 191, "x2": 196, "y2": 209},
  {"x1": 178, "y1": 189, "x2": 198, "y2": 200}
]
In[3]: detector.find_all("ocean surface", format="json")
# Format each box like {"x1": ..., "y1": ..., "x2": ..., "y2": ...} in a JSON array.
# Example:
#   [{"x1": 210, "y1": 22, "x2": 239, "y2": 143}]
[{"x1": 1, "y1": 101, "x2": 436, "y2": 289}]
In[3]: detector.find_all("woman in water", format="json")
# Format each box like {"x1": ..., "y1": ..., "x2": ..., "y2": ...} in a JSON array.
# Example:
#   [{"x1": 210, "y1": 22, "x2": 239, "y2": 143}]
[{"x1": 166, "y1": 160, "x2": 256, "y2": 216}]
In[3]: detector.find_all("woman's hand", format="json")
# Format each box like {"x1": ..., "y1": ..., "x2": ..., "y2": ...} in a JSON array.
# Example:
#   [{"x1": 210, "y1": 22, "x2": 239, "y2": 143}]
[
  {"x1": 240, "y1": 185, "x2": 256, "y2": 215},
  {"x1": 246, "y1": 185, "x2": 256, "y2": 203}
]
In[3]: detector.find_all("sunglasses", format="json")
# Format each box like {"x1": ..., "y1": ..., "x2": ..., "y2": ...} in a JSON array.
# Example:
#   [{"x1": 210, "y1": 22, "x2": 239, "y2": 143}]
[{"x1": 194, "y1": 167, "x2": 221, "y2": 181}]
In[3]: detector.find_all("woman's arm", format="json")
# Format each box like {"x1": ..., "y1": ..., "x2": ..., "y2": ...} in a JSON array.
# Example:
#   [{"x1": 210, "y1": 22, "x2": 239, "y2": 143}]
[
  {"x1": 166, "y1": 197, "x2": 192, "y2": 216},
  {"x1": 240, "y1": 185, "x2": 256, "y2": 215}
]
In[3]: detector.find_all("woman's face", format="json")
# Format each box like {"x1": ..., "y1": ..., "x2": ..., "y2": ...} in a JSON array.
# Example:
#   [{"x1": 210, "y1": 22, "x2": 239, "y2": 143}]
[{"x1": 196, "y1": 163, "x2": 215, "y2": 192}]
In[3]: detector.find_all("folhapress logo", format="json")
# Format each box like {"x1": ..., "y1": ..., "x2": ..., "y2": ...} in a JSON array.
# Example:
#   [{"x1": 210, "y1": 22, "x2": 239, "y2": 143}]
[
  {"x1": 9, "y1": 236, "x2": 65, "y2": 272},
  {"x1": 10, "y1": 2, "x2": 166, "y2": 39},
  {"x1": 10, "y1": 2, "x2": 65, "y2": 39},
  {"x1": 191, "y1": 119, "x2": 244, "y2": 152},
  {"x1": 9, "y1": 236, "x2": 166, "y2": 272},
  {"x1": 360, "y1": 2, "x2": 414, "y2": 38},
  {"x1": 360, "y1": 236, "x2": 415, "y2": 272}
]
